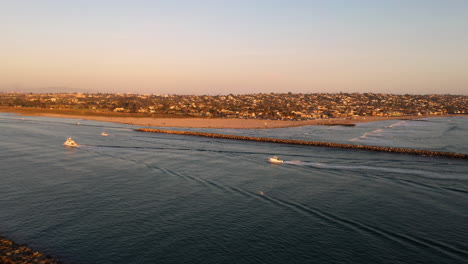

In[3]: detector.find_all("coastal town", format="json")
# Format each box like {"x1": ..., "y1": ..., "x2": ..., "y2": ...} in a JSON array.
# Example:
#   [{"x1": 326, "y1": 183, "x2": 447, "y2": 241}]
[{"x1": 0, "y1": 92, "x2": 466, "y2": 120}]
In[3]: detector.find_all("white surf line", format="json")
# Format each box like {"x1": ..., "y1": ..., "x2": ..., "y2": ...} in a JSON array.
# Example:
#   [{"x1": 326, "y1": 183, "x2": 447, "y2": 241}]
[
  {"x1": 386, "y1": 120, "x2": 406, "y2": 128},
  {"x1": 350, "y1": 128, "x2": 386, "y2": 141},
  {"x1": 350, "y1": 120, "x2": 406, "y2": 142}
]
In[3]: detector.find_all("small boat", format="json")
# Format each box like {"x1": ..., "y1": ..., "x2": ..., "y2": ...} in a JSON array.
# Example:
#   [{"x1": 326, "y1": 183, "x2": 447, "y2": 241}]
[
  {"x1": 101, "y1": 132, "x2": 108, "y2": 136},
  {"x1": 269, "y1": 156, "x2": 283, "y2": 164},
  {"x1": 64, "y1": 137, "x2": 79, "y2": 147}
]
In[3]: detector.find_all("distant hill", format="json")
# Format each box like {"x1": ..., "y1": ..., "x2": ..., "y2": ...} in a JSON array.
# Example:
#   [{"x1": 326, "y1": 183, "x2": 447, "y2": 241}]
[{"x1": 0, "y1": 86, "x2": 96, "y2": 94}]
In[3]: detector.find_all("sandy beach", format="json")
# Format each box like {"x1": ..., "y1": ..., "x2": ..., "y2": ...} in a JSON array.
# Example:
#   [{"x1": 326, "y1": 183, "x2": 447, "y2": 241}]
[
  {"x1": 35, "y1": 114, "x2": 430, "y2": 128},
  {"x1": 0, "y1": 108, "x2": 450, "y2": 129}
]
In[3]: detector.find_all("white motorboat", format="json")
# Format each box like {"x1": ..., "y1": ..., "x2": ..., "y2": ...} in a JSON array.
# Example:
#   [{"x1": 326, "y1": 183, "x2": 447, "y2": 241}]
[
  {"x1": 269, "y1": 156, "x2": 283, "y2": 164},
  {"x1": 64, "y1": 137, "x2": 79, "y2": 147},
  {"x1": 101, "y1": 132, "x2": 108, "y2": 136}
]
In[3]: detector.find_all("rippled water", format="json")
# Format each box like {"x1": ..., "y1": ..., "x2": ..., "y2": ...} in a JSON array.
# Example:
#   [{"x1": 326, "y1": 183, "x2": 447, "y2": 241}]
[{"x1": 0, "y1": 113, "x2": 467, "y2": 264}]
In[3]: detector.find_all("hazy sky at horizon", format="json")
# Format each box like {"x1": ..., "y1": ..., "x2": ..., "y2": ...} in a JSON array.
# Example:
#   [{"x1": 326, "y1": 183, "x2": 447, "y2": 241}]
[{"x1": 2, "y1": 0, "x2": 467, "y2": 95}]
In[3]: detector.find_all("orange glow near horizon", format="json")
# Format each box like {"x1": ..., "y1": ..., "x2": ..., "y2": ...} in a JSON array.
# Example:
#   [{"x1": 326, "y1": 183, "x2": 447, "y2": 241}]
[{"x1": 1, "y1": 1, "x2": 467, "y2": 95}]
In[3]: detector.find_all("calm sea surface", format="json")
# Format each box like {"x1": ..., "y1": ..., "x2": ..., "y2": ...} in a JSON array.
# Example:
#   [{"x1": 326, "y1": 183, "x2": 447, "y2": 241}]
[{"x1": 1, "y1": 113, "x2": 467, "y2": 264}]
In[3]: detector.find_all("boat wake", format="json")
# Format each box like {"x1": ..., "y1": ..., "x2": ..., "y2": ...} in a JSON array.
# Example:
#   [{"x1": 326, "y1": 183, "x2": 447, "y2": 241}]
[
  {"x1": 56, "y1": 141, "x2": 468, "y2": 262},
  {"x1": 282, "y1": 160, "x2": 463, "y2": 179},
  {"x1": 89, "y1": 147, "x2": 468, "y2": 260}
]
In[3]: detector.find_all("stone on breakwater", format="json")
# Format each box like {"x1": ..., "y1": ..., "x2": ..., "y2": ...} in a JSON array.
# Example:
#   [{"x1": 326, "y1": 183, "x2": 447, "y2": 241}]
[
  {"x1": 321, "y1": 123, "x2": 356, "y2": 126},
  {"x1": 0, "y1": 236, "x2": 62, "y2": 264},
  {"x1": 136, "y1": 128, "x2": 468, "y2": 159}
]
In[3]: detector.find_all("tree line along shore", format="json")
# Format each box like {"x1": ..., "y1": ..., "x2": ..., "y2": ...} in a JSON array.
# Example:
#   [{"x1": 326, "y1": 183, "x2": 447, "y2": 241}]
[{"x1": 136, "y1": 128, "x2": 468, "y2": 159}]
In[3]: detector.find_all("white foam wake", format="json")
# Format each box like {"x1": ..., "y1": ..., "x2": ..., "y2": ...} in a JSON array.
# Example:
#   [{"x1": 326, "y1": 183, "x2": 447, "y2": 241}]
[{"x1": 282, "y1": 161, "x2": 459, "y2": 179}]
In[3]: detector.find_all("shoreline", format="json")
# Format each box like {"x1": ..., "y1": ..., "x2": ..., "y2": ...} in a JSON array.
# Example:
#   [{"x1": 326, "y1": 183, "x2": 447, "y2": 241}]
[{"x1": 0, "y1": 108, "x2": 458, "y2": 129}]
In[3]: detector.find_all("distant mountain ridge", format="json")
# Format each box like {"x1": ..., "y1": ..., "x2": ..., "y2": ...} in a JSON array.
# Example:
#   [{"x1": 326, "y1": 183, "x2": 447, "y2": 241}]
[{"x1": 0, "y1": 86, "x2": 96, "y2": 94}]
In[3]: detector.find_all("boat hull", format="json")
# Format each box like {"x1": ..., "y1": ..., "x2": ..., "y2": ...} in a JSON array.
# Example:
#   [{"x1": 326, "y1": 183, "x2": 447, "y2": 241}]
[
  {"x1": 269, "y1": 158, "x2": 284, "y2": 164},
  {"x1": 64, "y1": 137, "x2": 79, "y2": 147}
]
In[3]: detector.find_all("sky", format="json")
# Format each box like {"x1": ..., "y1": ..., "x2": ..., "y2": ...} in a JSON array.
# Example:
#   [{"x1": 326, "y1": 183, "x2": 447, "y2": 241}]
[{"x1": 1, "y1": 0, "x2": 467, "y2": 95}]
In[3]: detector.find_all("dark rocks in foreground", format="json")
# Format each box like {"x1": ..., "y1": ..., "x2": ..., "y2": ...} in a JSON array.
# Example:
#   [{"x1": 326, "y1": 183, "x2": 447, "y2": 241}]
[
  {"x1": 0, "y1": 236, "x2": 61, "y2": 264},
  {"x1": 136, "y1": 128, "x2": 468, "y2": 159}
]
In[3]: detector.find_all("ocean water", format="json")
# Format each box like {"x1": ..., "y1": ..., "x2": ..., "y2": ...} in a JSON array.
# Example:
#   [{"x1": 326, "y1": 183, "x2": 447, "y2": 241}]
[{"x1": 0, "y1": 113, "x2": 467, "y2": 264}]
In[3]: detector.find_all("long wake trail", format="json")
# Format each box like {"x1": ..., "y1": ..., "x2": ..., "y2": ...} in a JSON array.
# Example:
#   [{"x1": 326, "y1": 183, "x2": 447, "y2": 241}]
[{"x1": 80, "y1": 145, "x2": 468, "y2": 262}]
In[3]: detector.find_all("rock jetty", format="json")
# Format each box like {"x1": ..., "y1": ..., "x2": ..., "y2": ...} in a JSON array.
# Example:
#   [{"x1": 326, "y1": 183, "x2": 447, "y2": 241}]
[
  {"x1": 0, "y1": 236, "x2": 61, "y2": 264},
  {"x1": 136, "y1": 128, "x2": 468, "y2": 159}
]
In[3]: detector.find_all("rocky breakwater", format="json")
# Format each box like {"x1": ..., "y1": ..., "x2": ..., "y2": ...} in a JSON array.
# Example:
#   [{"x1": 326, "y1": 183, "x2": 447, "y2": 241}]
[
  {"x1": 0, "y1": 236, "x2": 61, "y2": 264},
  {"x1": 136, "y1": 128, "x2": 468, "y2": 159}
]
